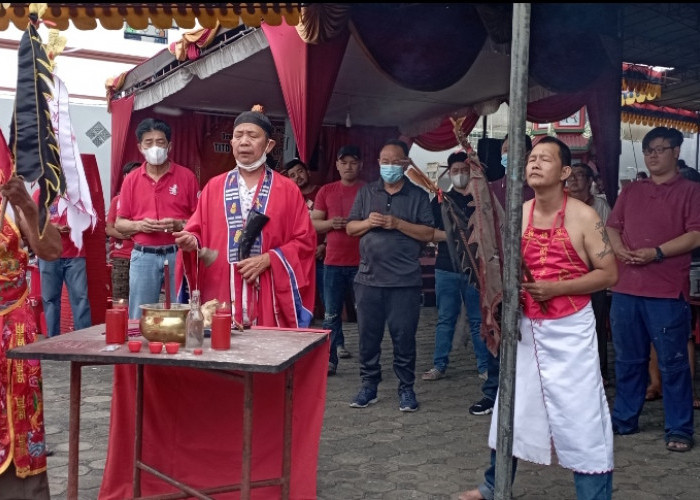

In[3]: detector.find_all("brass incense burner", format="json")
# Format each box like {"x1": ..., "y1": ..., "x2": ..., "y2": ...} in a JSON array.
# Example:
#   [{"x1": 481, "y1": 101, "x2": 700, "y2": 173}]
[{"x1": 139, "y1": 303, "x2": 190, "y2": 345}]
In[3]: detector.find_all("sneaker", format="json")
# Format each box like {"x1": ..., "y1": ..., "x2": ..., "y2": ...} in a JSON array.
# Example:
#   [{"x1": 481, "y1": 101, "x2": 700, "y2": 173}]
[
  {"x1": 327, "y1": 363, "x2": 337, "y2": 376},
  {"x1": 478, "y1": 371, "x2": 488, "y2": 381},
  {"x1": 337, "y1": 345, "x2": 352, "y2": 359},
  {"x1": 350, "y1": 386, "x2": 378, "y2": 408},
  {"x1": 469, "y1": 397, "x2": 494, "y2": 416},
  {"x1": 399, "y1": 388, "x2": 419, "y2": 412},
  {"x1": 421, "y1": 367, "x2": 445, "y2": 381}
]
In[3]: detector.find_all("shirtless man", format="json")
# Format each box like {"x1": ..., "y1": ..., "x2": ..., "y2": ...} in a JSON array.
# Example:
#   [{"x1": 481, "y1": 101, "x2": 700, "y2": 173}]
[{"x1": 460, "y1": 136, "x2": 617, "y2": 500}]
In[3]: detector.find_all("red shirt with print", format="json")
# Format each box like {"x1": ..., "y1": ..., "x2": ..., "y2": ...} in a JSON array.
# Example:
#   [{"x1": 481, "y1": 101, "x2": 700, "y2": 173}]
[{"x1": 117, "y1": 162, "x2": 199, "y2": 247}]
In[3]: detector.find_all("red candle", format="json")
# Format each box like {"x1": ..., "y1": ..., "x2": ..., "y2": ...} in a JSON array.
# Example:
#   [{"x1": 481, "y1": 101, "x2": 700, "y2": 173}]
[
  {"x1": 105, "y1": 309, "x2": 127, "y2": 344},
  {"x1": 163, "y1": 259, "x2": 171, "y2": 309},
  {"x1": 211, "y1": 312, "x2": 232, "y2": 350}
]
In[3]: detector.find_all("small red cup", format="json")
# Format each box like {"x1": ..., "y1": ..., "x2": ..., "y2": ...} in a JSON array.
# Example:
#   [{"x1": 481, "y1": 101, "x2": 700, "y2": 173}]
[
  {"x1": 149, "y1": 341, "x2": 163, "y2": 354},
  {"x1": 105, "y1": 309, "x2": 127, "y2": 344},
  {"x1": 128, "y1": 340, "x2": 143, "y2": 353},
  {"x1": 211, "y1": 312, "x2": 232, "y2": 350},
  {"x1": 165, "y1": 342, "x2": 180, "y2": 354}
]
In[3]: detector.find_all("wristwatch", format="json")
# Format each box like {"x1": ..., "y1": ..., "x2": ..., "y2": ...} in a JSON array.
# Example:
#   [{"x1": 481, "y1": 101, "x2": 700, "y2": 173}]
[{"x1": 654, "y1": 247, "x2": 665, "y2": 263}]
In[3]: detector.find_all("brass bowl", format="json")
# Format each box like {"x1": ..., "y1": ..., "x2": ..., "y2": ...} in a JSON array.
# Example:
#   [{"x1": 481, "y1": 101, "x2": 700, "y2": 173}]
[{"x1": 139, "y1": 303, "x2": 189, "y2": 345}]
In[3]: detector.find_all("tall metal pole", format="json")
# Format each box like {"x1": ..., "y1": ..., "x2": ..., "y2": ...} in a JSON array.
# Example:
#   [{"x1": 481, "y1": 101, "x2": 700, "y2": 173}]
[{"x1": 494, "y1": 4, "x2": 531, "y2": 499}]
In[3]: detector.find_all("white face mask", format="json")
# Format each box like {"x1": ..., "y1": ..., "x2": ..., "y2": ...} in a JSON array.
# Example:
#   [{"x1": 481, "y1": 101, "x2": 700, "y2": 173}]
[
  {"x1": 450, "y1": 173, "x2": 469, "y2": 189},
  {"x1": 236, "y1": 152, "x2": 267, "y2": 172},
  {"x1": 143, "y1": 146, "x2": 168, "y2": 166}
]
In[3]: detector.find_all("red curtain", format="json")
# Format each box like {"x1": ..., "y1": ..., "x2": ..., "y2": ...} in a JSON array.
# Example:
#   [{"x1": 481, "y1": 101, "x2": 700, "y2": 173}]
[
  {"x1": 262, "y1": 22, "x2": 349, "y2": 164},
  {"x1": 109, "y1": 95, "x2": 134, "y2": 199},
  {"x1": 586, "y1": 67, "x2": 622, "y2": 207},
  {"x1": 526, "y1": 93, "x2": 588, "y2": 123},
  {"x1": 411, "y1": 112, "x2": 480, "y2": 151}
]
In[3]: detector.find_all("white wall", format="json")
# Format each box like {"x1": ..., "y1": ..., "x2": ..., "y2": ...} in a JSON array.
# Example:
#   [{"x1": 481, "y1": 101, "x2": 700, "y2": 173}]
[{"x1": 0, "y1": 96, "x2": 113, "y2": 211}]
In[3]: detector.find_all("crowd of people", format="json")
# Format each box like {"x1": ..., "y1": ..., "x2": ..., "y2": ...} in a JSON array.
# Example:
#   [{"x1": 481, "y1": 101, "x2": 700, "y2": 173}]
[{"x1": 3, "y1": 113, "x2": 700, "y2": 499}]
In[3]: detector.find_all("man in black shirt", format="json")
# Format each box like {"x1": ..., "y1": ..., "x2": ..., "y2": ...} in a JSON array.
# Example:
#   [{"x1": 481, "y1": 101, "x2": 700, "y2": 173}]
[
  {"x1": 346, "y1": 139, "x2": 435, "y2": 412},
  {"x1": 422, "y1": 152, "x2": 490, "y2": 383}
]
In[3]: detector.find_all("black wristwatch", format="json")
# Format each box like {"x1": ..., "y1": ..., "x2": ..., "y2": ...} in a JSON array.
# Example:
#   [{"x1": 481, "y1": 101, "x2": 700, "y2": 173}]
[{"x1": 654, "y1": 247, "x2": 665, "y2": 263}]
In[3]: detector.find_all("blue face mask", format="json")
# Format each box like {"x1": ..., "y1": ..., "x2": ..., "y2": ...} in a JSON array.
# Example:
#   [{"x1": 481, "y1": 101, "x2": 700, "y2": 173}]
[
  {"x1": 501, "y1": 153, "x2": 508, "y2": 169},
  {"x1": 380, "y1": 165, "x2": 404, "y2": 184}
]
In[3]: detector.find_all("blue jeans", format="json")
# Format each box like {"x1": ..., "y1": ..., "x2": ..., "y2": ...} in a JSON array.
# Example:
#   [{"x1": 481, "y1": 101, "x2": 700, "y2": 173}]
[
  {"x1": 323, "y1": 265, "x2": 357, "y2": 367},
  {"x1": 38, "y1": 257, "x2": 92, "y2": 337},
  {"x1": 433, "y1": 269, "x2": 487, "y2": 373},
  {"x1": 128, "y1": 248, "x2": 177, "y2": 319},
  {"x1": 481, "y1": 350, "x2": 500, "y2": 401},
  {"x1": 478, "y1": 449, "x2": 612, "y2": 500},
  {"x1": 610, "y1": 292, "x2": 694, "y2": 442}
]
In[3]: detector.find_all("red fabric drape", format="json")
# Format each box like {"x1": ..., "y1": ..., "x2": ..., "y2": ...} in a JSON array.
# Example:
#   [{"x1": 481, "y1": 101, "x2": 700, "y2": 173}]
[
  {"x1": 80, "y1": 154, "x2": 108, "y2": 326},
  {"x1": 109, "y1": 95, "x2": 134, "y2": 199},
  {"x1": 526, "y1": 92, "x2": 588, "y2": 124},
  {"x1": 99, "y1": 340, "x2": 329, "y2": 499},
  {"x1": 262, "y1": 22, "x2": 349, "y2": 164},
  {"x1": 110, "y1": 110, "x2": 236, "y2": 195},
  {"x1": 586, "y1": 67, "x2": 622, "y2": 207},
  {"x1": 411, "y1": 112, "x2": 480, "y2": 151}
]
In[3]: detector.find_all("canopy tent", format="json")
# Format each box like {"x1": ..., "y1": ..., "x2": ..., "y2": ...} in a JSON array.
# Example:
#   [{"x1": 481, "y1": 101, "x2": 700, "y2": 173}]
[{"x1": 104, "y1": 3, "x2": 622, "y2": 207}]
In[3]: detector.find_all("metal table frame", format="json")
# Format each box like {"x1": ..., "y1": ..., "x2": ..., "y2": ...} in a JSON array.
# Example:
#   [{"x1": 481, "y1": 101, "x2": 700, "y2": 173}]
[{"x1": 8, "y1": 325, "x2": 328, "y2": 500}]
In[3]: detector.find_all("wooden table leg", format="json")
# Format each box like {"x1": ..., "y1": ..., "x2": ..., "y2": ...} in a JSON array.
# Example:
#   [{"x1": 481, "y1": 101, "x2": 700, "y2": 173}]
[
  {"x1": 241, "y1": 373, "x2": 253, "y2": 500},
  {"x1": 281, "y1": 366, "x2": 294, "y2": 500},
  {"x1": 67, "y1": 362, "x2": 82, "y2": 499},
  {"x1": 133, "y1": 364, "x2": 144, "y2": 497}
]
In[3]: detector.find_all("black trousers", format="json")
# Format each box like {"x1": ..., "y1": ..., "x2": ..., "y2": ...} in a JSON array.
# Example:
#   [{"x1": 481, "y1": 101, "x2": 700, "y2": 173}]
[{"x1": 354, "y1": 283, "x2": 421, "y2": 392}]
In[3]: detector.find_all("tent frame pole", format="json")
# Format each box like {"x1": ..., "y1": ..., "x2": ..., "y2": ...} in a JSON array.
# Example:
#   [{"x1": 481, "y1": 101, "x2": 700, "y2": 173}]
[{"x1": 494, "y1": 3, "x2": 531, "y2": 499}]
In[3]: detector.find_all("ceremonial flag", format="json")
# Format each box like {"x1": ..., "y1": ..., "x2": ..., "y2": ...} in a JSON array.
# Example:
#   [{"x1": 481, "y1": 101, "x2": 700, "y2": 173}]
[{"x1": 9, "y1": 12, "x2": 65, "y2": 237}]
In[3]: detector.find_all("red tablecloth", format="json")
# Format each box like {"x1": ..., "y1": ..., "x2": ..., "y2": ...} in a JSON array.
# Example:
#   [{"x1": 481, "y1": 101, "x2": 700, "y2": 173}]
[{"x1": 98, "y1": 337, "x2": 329, "y2": 499}]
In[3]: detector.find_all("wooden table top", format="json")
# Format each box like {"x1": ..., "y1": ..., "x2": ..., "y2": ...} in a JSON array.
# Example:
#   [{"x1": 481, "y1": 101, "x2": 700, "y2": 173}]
[{"x1": 7, "y1": 325, "x2": 329, "y2": 374}]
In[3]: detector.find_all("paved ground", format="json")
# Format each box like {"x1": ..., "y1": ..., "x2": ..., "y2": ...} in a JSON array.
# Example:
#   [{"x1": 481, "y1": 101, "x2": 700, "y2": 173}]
[{"x1": 39, "y1": 306, "x2": 700, "y2": 499}]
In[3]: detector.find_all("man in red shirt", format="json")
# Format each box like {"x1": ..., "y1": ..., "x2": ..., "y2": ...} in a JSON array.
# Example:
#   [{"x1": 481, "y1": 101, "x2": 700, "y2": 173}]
[
  {"x1": 311, "y1": 145, "x2": 365, "y2": 374},
  {"x1": 116, "y1": 118, "x2": 199, "y2": 319},
  {"x1": 106, "y1": 161, "x2": 140, "y2": 302},
  {"x1": 33, "y1": 192, "x2": 92, "y2": 337},
  {"x1": 607, "y1": 126, "x2": 700, "y2": 452}
]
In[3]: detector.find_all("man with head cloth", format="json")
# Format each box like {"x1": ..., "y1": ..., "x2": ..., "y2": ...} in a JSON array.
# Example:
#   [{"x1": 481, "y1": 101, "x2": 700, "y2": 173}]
[{"x1": 175, "y1": 106, "x2": 316, "y2": 328}]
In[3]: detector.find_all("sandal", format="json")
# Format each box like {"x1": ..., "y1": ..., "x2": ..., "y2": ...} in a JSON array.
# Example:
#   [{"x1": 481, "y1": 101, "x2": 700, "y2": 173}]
[
  {"x1": 694, "y1": 398, "x2": 700, "y2": 410},
  {"x1": 645, "y1": 387, "x2": 662, "y2": 401},
  {"x1": 666, "y1": 436, "x2": 694, "y2": 453}
]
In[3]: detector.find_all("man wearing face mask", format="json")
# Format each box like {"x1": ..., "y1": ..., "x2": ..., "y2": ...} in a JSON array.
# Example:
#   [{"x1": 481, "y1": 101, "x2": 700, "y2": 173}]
[
  {"x1": 488, "y1": 133, "x2": 534, "y2": 209},
  {"x1": 422, "y1": 152, "x2": 490, "y2": 382},
  {"x1": 101, "y1": 108, "x2": 322, "y2": 499},
  {"x1": 346, "y1": 139, "x2": 434, "y2": 412},
  {"x1": 116, "y1": 118, "x2": 200, "y2": 319},
  {"x1": 174, "y1": 106, "x2": 317, "y2": 329}
]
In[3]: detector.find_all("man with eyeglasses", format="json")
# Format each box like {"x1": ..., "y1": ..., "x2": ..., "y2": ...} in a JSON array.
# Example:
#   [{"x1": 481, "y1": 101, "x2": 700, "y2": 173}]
[
  {"x1": 567, "y1": 163, "x2": 612, "y2": 385},
  {"x1": 346, "y1": 139, "x2": 434, "y2": 412},
  {"x1": 606, "y1": 126, "x2": 700, "y2": 453}
]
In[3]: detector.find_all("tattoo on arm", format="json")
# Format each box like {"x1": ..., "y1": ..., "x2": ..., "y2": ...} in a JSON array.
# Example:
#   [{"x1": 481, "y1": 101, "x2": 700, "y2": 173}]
[{"x1": 595, "y1": 221, "x2": 612, "y2": 260}]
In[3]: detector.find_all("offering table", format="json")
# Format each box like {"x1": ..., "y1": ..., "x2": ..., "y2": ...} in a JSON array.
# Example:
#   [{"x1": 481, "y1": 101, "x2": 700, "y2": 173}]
[{"x1": 7, "y1": 324, "x2": 329, "y2": 500}]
